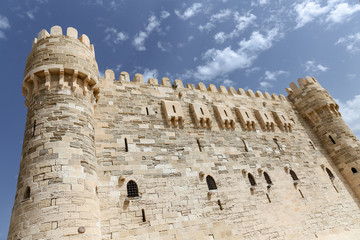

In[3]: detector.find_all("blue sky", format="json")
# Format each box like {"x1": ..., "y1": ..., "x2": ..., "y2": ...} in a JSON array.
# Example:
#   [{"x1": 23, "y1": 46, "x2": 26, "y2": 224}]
[{"x1": 1, "y1": 0, "x2": 360, "y2": 236}]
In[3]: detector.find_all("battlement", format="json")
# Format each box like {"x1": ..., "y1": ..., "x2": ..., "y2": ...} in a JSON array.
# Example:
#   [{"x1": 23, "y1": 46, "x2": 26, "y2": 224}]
[
  {"x1": 33, "y1": 26, "x2": 95, "y2": 54},
  {"x1": 285, "y1": 76, "x2": 319, "y2": 97},
  {"x1": 22, "y1": 26, "x2": 99, "y2": 107},
  {"x1": 102, "y1": 69, "x2": 289, "y2": 103}
]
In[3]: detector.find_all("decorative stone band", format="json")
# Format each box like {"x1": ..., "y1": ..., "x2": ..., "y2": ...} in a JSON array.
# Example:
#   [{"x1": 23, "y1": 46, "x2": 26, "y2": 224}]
[
  {"x1": 102, "y1": 69, "x2": 288, "y2": 103},
  {"x1": 305, "y1": 103, "x2": 341, "y2": 126},
  {"x1": 22, "y1": 66, "x2": 100, "y2": 107},
  {"x1": 32, "y1": 26, "x2": 95, "y2": 58}
]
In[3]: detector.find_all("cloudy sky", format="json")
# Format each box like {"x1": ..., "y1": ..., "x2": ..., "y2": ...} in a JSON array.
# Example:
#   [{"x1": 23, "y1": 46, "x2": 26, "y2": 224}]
[{"x1": 1, "y1": 0, "x2": 360, "y2": 236}]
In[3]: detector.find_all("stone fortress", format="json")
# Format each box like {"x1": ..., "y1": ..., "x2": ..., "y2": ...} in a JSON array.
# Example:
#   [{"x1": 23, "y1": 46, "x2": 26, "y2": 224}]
[{"x1": 7, "y1": 25, "x2": 360, "y2": 240}]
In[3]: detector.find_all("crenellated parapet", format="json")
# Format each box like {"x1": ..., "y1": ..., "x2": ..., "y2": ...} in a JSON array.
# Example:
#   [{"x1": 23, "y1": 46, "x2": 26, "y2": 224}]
[
  {"x1": 286, "y1": 76, "x2": 340, "y2": 125},
  {"x1": 22, "y1": 26, "x2": 100, "y2": 107},
  {"x1": 101, "y1": 69, "x2": 289, "y2": 103}
]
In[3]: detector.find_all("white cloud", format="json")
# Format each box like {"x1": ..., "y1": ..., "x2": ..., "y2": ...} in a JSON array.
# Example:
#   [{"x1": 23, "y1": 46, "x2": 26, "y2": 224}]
[
  {"x1": 337, "y1": 95, "x2": 360, "y2": 138},
  {"x1": 133, "y1": 12, "x2": 170, "y2": 51},
  {"x1": 326, "y1": 2, "x2": 360, "y2": 23},
  {"x1": 0, "y1": 15, "x2": 10, "y2": 39},
  {"x1": 294, "y1": 0, "x2": 360, "y2": 29},
  {"x1": 245, "y1": 66, "x2": 260, "y2": 76},
  {"x1": 259, "y1": 70, "x2": 288, "y2": 91},
  {"x1": 157, "y1": 41, "x2": 172, "y2": 52},
  {"x1": 26, "y1": 11, "x2": 35, "y2": 20},
  {"x1": 214, "y1": 12, "x2": 256, "y2": 44},
  {"x1": 142, "y1": 68, "x2": 159, "y2": 82},
  {"x1": 187, "y1": 27, "x2": 279, "y2": 81},
  {"x1": 259, "y1": 81, "x2": 273, "y2": 91},
  {"x1": 222, "y1": 79, "x2": 235, "y2": 87},
  {"x1": 175, "y1": 3, "x2": 202, "y2": 20},
  {"x1": 336, "y1": 32, "x2": 360, "y2": 53},
  {"x1": 264, "y1": 70, "x2": 288, "y2": 81},
  {"x1": 294, "y1": 1, "x2": 329, "y2": 28},
  {"x1": 251, "y1": 0, "x2": 269, "y2": 6},
  {"x1": 304, "y1": 60, "x2": 329, "y2": 74},
  {"x1": 199, "y1": 9, "x2": 232, "y2": 32},
  {"x1": 104, "y1": 27, "x2": 129, "y2": 44}
]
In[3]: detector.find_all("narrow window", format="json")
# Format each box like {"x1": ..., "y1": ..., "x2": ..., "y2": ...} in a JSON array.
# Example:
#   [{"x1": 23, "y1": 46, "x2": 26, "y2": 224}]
[
  {"x1": 351, "y1": 167, "x2": 358, "y2": 174},
  {"x1": 329, "y1": 135, "x2": 336, "y2": 144},
  {"x1": 206, "y1": 175, "x2": 217, "y2": 190},
  {"x1": 224, "y1": 110, "x2": 228, "y2": 117},
  {"x1": 197, "y1": 139, "x2": 203, "y2": 152},
  {"x1": 172, "y1": 105, "x2": 176, "y2": 113},
  {"x1": 200, "y1": 107, "x2": 204, "y2": 115},
  {"x1": 325, "y1": 168, "x2": 335, "y2": 180},
  {"x1": 282, "y1": 115, "x2": 286, "y2": 121},
  {"x1": 127, "y1": 180, "x2": 139, "y2": 197},
  {"x1": 266, "y1": 193, "x2": 271, "y2": 203},
  {"x1": 245, "y1": 111, "x2": 249, "y2": 118},
  {"x1": 124, "y1": 138, "x2": 128, "y2": 152},
  {"x1": 141, "y1": 209, "x2": 146, "y2": 222},
  {"x1": 299, "y1": 189, "x2": 305, "y2": 198},
  {"x1": 291, "y1": 118, "x2": 295, "y2": 124},
  {"x1": 217, "y1": 199, "x2": 223, "y2": 210},
  {"x1": 264, "y1": 113, "x2": 268, "y2": 119},
  {"x1": 248, "y1": 173, "x2": 257, "y2": 186},
  {"x1": 309, "y1": 141, "x2": 316, "y2": 150},
  {"x1": 264, "y1": 172, "x2": 273, "y2": 185},
  {"x1": 24, "y1": 186, "x2": 30, "y2": 200},
  {"x1": 290, "y1": 170, "x2": 299, "y2": 181},
  {"x1": 32, "y1": 120, "x2": 36, "y2": 137},
  {"x1": 146, "y1": 107, "x2": 149, "y2": 116}
]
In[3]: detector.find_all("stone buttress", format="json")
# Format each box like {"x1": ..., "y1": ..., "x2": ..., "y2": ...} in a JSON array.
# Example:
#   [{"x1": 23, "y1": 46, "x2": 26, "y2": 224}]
[
  {"x1": 8, "y1": 26, "x2": 101, "y2": 240},
  {"x1": 287, "y1": 76, "x2": 360, "y2": 200}
]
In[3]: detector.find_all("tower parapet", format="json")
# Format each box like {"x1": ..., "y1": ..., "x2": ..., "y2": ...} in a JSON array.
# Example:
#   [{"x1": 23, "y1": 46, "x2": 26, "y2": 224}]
[
  {"x1": 8, "y1": 26, "x2": 101, "y2": 240},
  {"x1": 286, "y1": 76, "x2": 360, "y2": 200},
  {"x1": 22, "y1": 26, "x2": 100, "y2": 107}
]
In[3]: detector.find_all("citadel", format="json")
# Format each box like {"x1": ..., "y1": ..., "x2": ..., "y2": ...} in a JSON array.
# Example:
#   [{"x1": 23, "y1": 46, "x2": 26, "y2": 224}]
[{"x1": 7, "y1": 26, "x2": 360, "y2": 240}]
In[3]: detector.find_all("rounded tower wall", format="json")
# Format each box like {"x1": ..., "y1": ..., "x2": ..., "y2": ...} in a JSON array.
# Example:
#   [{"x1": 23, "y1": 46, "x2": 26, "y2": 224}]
[
  {"x1": 8, "y1": 26, "x2": 101, "y2": 240},
  {"x1": 287, "y1": 76, "x2": 360, "y2": 200}
]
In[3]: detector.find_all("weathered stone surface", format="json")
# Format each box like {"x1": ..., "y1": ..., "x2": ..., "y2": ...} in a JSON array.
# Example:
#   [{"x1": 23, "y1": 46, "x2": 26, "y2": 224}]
[{"x1": 8, "y1": 26, "x2": 360, "y2": 240}]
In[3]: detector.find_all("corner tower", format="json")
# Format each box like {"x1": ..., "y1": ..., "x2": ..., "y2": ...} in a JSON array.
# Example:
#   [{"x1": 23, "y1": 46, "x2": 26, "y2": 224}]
[
  {"x1": 287, "y1": 76, "x2": 360, "y2": 200},
  {"x1": 8, "y1": 26, "x2": 101, "y2": 239}
]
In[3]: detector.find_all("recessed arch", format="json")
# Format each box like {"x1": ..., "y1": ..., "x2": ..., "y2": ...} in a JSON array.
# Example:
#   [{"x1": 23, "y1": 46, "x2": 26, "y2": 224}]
[
  {"x1": 264, "y1": 172, "x2": 273, "y2": 185},
  {"x1": 248, "y1": 173, "x2": 256, "y2": 186},
  {"x1": 325, "y1": 168, "x2": 335, "y2": 180},
  {"x1": 127, "y1": 180, "x2": 139, "y2": 197},
  {"x1": 206, "y1": 175, "x2": 217, "y2": 190},
  {"x1": 290, "y1": 170, "x2": 299, "y2": 181},
  {"x1": 24, "y1": 186, "x2": 31, "y2": 200}
]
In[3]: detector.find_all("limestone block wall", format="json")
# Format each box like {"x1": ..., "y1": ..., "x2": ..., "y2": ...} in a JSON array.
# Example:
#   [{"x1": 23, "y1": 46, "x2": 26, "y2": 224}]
[
  {"x1": 8, "y1": 26, "x2": 102, "y2": 240},
  {"x1": 287, "y1": 77, "x2": 360, "y2": 201},
  {"x1": 94, "y1": 71, "x2": 360, "y2": 240},
  {"x1": 9, "y1": 25, "x2": 360, "y2": 240}
]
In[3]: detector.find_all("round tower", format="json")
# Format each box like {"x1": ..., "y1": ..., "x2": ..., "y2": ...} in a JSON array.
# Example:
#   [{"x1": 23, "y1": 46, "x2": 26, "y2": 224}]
[
  {"x1": 8, "y1": 26, "x2": 101, "y2": 240},
  {"x1": 286, "y1": 76, "x2": 360, "y2": 200}
]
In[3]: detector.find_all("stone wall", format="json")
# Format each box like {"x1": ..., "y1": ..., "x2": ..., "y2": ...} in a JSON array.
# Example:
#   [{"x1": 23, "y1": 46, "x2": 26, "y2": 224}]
[
  {"x1": 8, "y1": 25, "x2": 360, "y2": 240},
  {"x1": 94, "y1": 71, "x2": 360, "y2": 240}
]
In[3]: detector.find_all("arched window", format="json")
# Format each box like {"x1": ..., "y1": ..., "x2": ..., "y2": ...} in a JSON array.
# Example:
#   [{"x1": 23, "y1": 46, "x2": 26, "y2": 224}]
[
  {"x1": 352, "y1": 167, "x2": 358, "y2": 174},
  {"x1": 264, "y1": 172, "x2": 272, "y2": 185},
  {"x1": 24, "y1": 186, "x2": 30, "y2": 200},
  {"x1": 290, "y1": 170, "x2": 299, "y2": 181},
  {"x1": 206, "y1": 175, "x2": 217, "y2": 190},
  {"x1": 127, "y1": 180, "x2": 139, "y2": 197},
  {"x1": 248, "y1": 173, "x2": 257, "y2": 186},
  {"x1": 325, "y1": 168, "x2": 335, "y2": 180}
]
